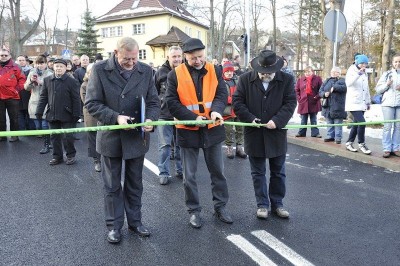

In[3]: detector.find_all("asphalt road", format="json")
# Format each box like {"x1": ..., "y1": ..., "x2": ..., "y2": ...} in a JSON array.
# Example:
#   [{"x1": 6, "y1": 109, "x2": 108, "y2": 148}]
[{"x1": 1, "y1": 130, "x2": 399, "y2": 266}]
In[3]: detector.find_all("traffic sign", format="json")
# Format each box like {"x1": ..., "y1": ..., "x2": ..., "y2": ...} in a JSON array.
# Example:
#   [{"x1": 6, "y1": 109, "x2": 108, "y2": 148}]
[
  {"x1": 323, "y1": 10, "x2": 347, "y2": 42},
  {"x1": 62, "y1": 49, "x2": 71, "y2": 59}
]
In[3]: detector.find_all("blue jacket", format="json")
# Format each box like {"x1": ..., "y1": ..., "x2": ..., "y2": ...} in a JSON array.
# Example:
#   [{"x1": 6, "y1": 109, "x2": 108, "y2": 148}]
[{"x1": 318, "y1": 77, "x2": 347, "y2": 119}]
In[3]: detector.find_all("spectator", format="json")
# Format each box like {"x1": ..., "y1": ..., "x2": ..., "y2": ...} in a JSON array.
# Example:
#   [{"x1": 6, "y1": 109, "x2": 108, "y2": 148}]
[
  {"x1": 36, "y1": 59, "x2": 81, "y2": 165},
  {"x1": 344, "y1": 54, "x2": 372, "y2": 154},
  {"x1": 94, "y1": 53, "x2": 103, "y2": 63},
  {"x1": 155, "y1": 46, "x2": 183, "y2": 185},
  {"x1": 16, "y1": 55, "x2": 35, "y2": 130},
  {"x1": 233, "y1": 50, "x2": 297, "y2": 219},
  {"x1": 79, "y1": 63, "x2": 101, "y2": 171},
  {"x1": 85, "y1": 37, "x2": 160, "y2": 243},
  {"x1": 221, "y1": 61, "x2": 247, "y2": 159},
  {"x1": 166, "y1": 38, "x2": 232, "y2": 228},
  {"x1": 295, "y1": 66, "x2": 323, "y2": 138},
  {"x1": 0, "y1": 49, "x2": 26, "y2": 142},
  {"x1": 319, "y1": 66, "x2": 347, "y2": 144},
  {"x1": 24, "y1": 55, "x2": 53, "y2": 153},
  {"x1": 374, "y1": 53, "x2": 400, "y2": 158},
  {"x1": 47, "y1": 58, "x2": 55, "y2": 72},
  {"x1": 71, "y1": 55, "x2": 81, "y2": 72}
]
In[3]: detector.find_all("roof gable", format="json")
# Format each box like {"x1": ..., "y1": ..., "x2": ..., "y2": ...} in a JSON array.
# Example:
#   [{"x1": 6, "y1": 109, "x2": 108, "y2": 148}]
[
  {"x1": 146, "y1": 26, "x2": 190, "y2": 46},
  {"x1": 97, "y1": 0, "x2": 207, "y2": 29}
]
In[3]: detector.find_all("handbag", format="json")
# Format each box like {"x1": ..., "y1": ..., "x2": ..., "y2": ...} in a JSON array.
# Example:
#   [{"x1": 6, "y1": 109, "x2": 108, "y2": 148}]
[{"x1": 321, "y1": 97, "x2": 329, "y2": 108}]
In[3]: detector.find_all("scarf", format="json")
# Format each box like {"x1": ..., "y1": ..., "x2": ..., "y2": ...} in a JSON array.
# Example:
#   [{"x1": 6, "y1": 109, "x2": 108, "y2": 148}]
[{"x1": 305, "y1": 75, "x2": 313, "y2": 95}]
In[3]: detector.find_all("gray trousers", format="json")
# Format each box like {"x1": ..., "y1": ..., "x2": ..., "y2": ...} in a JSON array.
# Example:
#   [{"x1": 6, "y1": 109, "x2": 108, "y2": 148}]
[
  {"x1": 102, "y1": 155, "x2": 144, "y2": 230},
  {"x1": 181, "y1": 142, "x2": 229, "y2": 213}
]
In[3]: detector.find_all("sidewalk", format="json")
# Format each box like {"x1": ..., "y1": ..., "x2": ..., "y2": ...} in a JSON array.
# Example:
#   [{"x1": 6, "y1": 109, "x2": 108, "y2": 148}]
[{"x1": 287, "y1": 126, "x2": 400, "y2": 172}]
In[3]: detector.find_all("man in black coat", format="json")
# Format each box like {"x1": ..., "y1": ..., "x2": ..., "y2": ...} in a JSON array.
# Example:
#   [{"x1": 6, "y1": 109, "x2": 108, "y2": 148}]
[
  {"x1": 165, "y1": 38, "x2": 232, "y2": 228},
  {"x1": 36, "y1": 59, "x2": 81, "y2": 166},
  {"x1": 233, "y1": 50, "x2": 296, "y2": 220},
  {"x1": 155, "y1": 46, "x2": 183, "y2": 185},
  {"x1": 85, "y1": 37, "x2": 160, "y2": 244}
]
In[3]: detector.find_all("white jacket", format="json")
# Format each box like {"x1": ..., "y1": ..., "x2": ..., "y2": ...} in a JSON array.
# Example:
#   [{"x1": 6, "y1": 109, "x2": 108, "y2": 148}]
[
  {"x1": 345, "y1": 64, "x2": 371, "y2": 111},
  {"x1": 375, "y1": 69, "x2": 400, "y2": 107}
]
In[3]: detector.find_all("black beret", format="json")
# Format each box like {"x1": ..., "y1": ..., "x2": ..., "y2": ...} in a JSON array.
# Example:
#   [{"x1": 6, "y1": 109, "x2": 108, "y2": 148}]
[
  {"x1": 182, "y1": 38, "x2": 205, "y2": 53},
  {"x1": 53, "y1": 58, "x2": 67, "y2": 66}
]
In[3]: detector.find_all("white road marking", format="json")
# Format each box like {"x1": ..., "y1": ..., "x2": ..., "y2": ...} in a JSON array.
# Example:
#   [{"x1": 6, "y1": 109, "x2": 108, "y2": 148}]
[
  {"x1": 227, "y1": 234, "x2": 277, "y2": 266},
  {"x1": 144, "y1": 158, "x2": 159, "y2": 175},
  {"x1": 344, "y1": 179, "x2": 364, "y2": 183},
  {"x1": 252, "y1": 230, "x2": 314, "y2": 266}
]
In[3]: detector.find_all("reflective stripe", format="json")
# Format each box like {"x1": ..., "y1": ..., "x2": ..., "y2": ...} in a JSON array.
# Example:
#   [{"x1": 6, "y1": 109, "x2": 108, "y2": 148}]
[{"x1": 185, "y1": 102, "x2": 212, "y2": 111}]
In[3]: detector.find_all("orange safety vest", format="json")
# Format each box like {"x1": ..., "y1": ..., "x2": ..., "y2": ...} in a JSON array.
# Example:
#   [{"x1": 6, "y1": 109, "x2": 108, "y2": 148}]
[{"x1": 175, "y1": 62, "x2": 218, "y2": 130}]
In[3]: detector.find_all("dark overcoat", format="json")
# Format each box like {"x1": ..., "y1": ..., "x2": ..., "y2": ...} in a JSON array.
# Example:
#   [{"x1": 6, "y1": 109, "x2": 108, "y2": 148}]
[
  {"x1": 85, "y1": 55, "x2": 160, "y2": 160},
  {"x1": 232, "y1": 70, "x2": 296, "y2": 158},
  {"x1": 36, "y1": 73, "x2": 81, "y2": 122},
  {"x1": 295, "y1": 74, "x2": 323, "y2": 114},
  {"x1": 165, "y1": 62, "x2": 227, "y2": 149},
  {"x1": 318, "y1": 77, "x2": 347, "y2": 119}
]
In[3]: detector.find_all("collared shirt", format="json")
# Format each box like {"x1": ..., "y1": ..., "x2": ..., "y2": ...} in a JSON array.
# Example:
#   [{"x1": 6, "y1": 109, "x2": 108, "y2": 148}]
[{"x1": 262, "y1": 81, "x2": 270, "y2": 91}]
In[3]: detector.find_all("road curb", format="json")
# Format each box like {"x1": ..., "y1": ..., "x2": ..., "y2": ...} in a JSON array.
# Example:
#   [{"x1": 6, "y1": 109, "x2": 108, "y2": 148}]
[{"x1": 288, "y1": 136, "x2": 400, "y2": 172}]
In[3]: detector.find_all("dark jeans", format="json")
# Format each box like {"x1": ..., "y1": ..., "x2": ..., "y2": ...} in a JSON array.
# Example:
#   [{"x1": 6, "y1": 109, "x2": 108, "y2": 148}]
[
  {"x1": 347, "y1": 111, "x2": 366, "y2": 144},
  {"x1": 48, "y1": 121, "x2": 76, "y2": 159},
  {"x1": 102, "y1": 155, "x2": 145, "y2": 230},
  {"x1": 298, "y1": 112, "x2": 319, "y2": 136},
  {"x1": 18, "y1": 110, "x2": 35, "y2": 130},
  {"x1": 0, "y1": 99, "x2": 19, "y2": 132},
  {"x1": 248, "y1": 154, "x2": 286, "y2": 209},
  {"x1": 87, "y1": 131, "x2": 100, "y2": 159}
]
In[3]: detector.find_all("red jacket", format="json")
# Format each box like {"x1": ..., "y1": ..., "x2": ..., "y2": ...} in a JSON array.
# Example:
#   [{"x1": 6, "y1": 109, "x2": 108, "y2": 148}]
[
  {"x1": 0, "y1": 59, "x2": 26, "y2": 100},
  {"x1": 295, "y1": 74, "x2": 322, "y2": 114}
]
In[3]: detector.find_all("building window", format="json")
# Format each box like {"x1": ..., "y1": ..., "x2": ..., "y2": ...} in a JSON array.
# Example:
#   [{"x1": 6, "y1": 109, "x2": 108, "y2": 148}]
[
  {"x1": 185, "y1": 26, "x2": 188, "y2": 34},
  {"x1": 133, "y1": 24, "x2": 145, "y2": 35},
  {"x1": 102, "y1": 28, "x2": 109, "y2": 38},
  {"x1": 188, "y1": 28, "x2": 192, "y2": 36},
  {"x1": 138, "y1": 49, "x2": 146, "y2": 60},
  {"x1": 197, "y1": 31, "x2": 201, "y2": 39},
  {"x1": 110, "y1": 27, "x2": 115, "y2": 37},
  {"x1": 117, "y1": 26, "x2": 123, "y2": 36}
]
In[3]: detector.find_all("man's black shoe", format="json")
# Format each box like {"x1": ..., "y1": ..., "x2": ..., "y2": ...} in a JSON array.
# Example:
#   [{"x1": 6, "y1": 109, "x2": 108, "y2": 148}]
[
  {"x1": 324, "y1": 138, "x2": 334, "y2": 142},
  {"x1": 295, "y1": 133, "x2": 305, "y2": 137},
  {"x1": 215, "y1": 208, "x2": 233, "y2": 224},
  {"x1": 189, "y1": 213, "x2": 202, "y2": 228},
  {"x1": 128, "y1": 225, "x2": 151, "y2": 237},
  {"x1": 312, "y1": 134, "x2": 322, "y2": 138},
  {"x1": 176, "y1": 173, "x2": 183, "y2": 179},
  {"x1": 66, "y1": 157, "x2": 76, "y2": 165},
  {"x1": 107, "y1": 229, "x2": 121, "y2": 243},
  {"x1": 49, "y1": 158, "x2": 63, "y2": 165}
]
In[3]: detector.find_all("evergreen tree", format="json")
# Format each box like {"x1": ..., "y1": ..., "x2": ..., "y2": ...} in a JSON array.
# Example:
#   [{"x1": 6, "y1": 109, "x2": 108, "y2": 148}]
[{"x1": 76, "y1": 10, "x2": 101, "y2": 60}]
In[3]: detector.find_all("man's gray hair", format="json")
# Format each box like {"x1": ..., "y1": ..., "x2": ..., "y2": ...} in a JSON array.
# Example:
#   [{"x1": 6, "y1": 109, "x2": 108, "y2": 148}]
[
  {"x1": 168, "y1": 46, "x2": 182, "y2": 53},
  {"x1": 331, "y1": 66, "x2": 341, "y2": 73},
  {"x1": 116, "y1": 37, "x2": 139, "y2": 51}
]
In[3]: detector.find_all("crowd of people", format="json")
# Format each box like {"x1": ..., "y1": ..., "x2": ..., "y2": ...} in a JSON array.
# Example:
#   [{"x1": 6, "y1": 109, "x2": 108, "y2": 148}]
[{"x1": 1, "y1": 37, "x2": 399, "y2": 244}]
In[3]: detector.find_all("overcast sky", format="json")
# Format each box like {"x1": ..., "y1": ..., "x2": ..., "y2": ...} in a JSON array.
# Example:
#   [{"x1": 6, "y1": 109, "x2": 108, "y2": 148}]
[{"x1": 23, "y1": 0, "x2": 362, "y2": 32}]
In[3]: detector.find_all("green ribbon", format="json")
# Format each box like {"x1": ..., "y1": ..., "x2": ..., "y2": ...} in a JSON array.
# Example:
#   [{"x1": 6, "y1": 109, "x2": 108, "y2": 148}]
[{"x1": 0, "y1": 119, "x2": 398, "y2": 137}]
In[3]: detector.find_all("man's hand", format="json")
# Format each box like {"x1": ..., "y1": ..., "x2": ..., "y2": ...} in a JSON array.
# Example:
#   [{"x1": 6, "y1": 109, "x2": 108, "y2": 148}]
[
  {"x1": 36, "y1": 114, "x2": 42, "y2": 120},
  {"x1": 252, "y1": 118, "x2": 261, "y2": 128},
  {"x1": 196, "y1": 115, "x2": 207, "y2": 127},
  {"x1": 324, "y1": 92, "x2": 330, "y2": 97},
  {"x1": 142, "y1": 119, "x2": 153, "y2": 132},
  {"x1": 210, "y1": 111, "x2": 224, "y2": 125},
  {"x1": 265, "y1": 120, "x2": 276, "y2": 129},
  {"x1": 117, "y1": 115, "x2": 134, "y2": 130}
]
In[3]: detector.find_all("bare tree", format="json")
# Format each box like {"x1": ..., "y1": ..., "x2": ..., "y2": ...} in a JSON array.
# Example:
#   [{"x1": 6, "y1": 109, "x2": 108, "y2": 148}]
[
  {"x1": 381, "y1": 0, "x2": 395, "y2": 72},
  {"x1": 269, "y1": 0, "x2": 277, "y2": 52},
  {"x1": 9, "y1": 0, "x2": 44, "y2": 57},
  {"x1": 296, "y1": 0, "x2": 304, "y2": 70}
]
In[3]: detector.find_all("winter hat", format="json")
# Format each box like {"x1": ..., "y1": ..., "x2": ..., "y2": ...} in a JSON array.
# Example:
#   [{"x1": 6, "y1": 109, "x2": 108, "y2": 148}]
[
  {"x1": 182, "y1": 38, "x2": 205, "y2": 53},
  {"x1": 222, "y1": 62, "x2": 234, "y2": 73},
  {"x1": 355, "y1": 54, "x2": 368, "y2": 65},
  {"x1": 53, "y1": 58, "x2": 67, "y2": 66}
]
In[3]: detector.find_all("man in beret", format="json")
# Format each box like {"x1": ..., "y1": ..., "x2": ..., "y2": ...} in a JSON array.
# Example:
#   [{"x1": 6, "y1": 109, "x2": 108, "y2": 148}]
[
  {"x1": 165, "y1": 38, "x2": 232, "y2": 228},
  {"x1": 36, "y1": 58, "x2": 81, "y2": 166},
  {"x1": 233, "y1": 50, "x2": 296, "y2": 220}
]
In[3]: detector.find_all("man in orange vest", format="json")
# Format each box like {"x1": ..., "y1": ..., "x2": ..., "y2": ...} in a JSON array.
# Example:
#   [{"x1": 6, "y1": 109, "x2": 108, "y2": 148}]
[{"x1": 165, "y1": 38, "x2": 232, "y2": 228}]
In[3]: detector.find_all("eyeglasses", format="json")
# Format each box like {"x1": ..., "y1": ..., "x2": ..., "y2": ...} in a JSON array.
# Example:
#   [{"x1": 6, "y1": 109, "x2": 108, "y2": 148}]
[{"x1": 0, "y1": 54, "x2": 10, "y2": 57}]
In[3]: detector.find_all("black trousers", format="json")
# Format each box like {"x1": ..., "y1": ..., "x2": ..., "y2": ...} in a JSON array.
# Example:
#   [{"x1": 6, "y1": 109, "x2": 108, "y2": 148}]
[
  {"x1": 102, "y1": 155, "x2": 145, "y2": 230},
  {"x1": 0, "y1": 99, "x2": 19, "y2": 132},
  {"x1": 48, "y1": 121, "x2": 76, "y2": 159}
]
